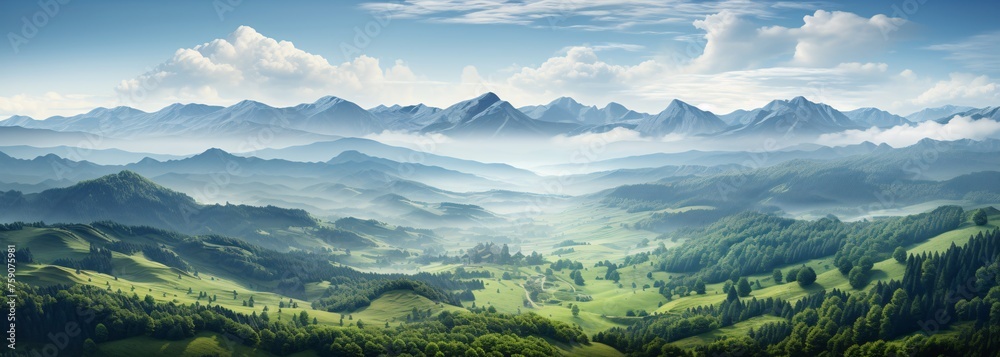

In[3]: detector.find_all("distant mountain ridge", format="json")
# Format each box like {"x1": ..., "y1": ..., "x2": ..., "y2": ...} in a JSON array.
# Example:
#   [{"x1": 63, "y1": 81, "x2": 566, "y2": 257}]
[
  {"x1": 2, "y1": 94, "x2": 994, "y2": 139},
  {"x1": 843, "y1": 107, "x2": 912, "y2": 128}
]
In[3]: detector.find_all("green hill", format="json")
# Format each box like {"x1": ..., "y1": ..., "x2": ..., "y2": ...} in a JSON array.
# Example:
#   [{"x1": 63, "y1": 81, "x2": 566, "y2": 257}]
[{"x1": 0, "y1": 171, "x2": 317, "y2": 247}]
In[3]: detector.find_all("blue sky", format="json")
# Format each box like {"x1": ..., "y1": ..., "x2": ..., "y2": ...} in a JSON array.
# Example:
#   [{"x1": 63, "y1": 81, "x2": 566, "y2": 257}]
[{"x1": 2, "y1": 0, "x2": 999, "y2": 118}]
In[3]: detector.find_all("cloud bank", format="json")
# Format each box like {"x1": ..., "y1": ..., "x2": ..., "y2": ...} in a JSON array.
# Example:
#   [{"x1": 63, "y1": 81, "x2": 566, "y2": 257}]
[{"x1": 817, "y1": 116, "x2": 1000, "y2": 148}]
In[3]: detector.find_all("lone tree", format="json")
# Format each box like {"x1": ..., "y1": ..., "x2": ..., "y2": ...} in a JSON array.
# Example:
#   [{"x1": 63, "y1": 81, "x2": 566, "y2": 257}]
[
  {"x1": 726, "y1": 285, "x2": 739, "y2": 302},
  {"x1": 796, "y1": 267, "x2": 817, "y2": 287},
  {"x1": 694, "y1": 278, "x2": 706, "y2": 295},
  {"x1": 736, "y1": 277, "x2": 752, "y2": 297},
  {"x1": 848, "y1": 266, "x2": 868, "y2": 289},
  {"x1": 772, "y1": 269, "x2": 783, "y2": 284},
  {"x1": 893, "y1": 246, "x2": 907, "y2": 264},
  {"x1": 571, "y1": 304, "x2": 580, "y2": 317},
  {"x1": 973, "y1": 209, "x2": 989, "y2": 226}
]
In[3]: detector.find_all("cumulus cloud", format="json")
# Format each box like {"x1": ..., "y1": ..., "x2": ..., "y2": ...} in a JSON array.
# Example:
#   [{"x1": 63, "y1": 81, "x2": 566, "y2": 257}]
[
  {"x1": 505, "y1": 47, "x2": 662, "y2": 99},
  {"x1": 115, "y1": 26, "x2": 457, "y2": 110},
  {"x1": 817, "y1": 116, "x2": 1000, "y2": 147},
  {"x1": 688, "y1": 10, "x2": 906, "y2": 72},
  {"x1": 913, "y1": 73, "x2": 999, "y2": 106},
  {"x1": 687, "y1": 10, "x2": 791, "y2": 72}
]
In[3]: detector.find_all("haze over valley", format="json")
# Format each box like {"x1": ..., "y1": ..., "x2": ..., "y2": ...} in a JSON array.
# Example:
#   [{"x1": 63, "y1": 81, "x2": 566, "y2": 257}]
[{"x1": 4, "y1": 1, "x2": 1000, "y2": 356}]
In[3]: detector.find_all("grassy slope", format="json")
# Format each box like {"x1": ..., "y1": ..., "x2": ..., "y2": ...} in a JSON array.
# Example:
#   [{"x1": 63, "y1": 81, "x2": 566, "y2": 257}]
[
  {"x1": 671, "y1": 315, "x2": 787, "y2": 349},
  {"x1": 12, "y1": 227, "x2": 458, "y2": 328}
]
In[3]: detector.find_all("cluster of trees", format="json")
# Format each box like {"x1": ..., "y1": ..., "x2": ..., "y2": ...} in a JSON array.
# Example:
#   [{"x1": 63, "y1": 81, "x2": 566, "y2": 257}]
[
  {"x1": 53, "y1": 243, "x2": 114, "y2": 274},
  {"x1": 14, "y1": 246, "x2": 33, "y2": 263},
  {"x1": 598, "y1": 261, "x2": 622, "y2": 283},
  {"x1": 462, "y1": 242, "x2": 544, "y2": 266},
  {"x1": 549, "y1": 258, "x2": 584, "y2": 271},
  {"x1": 553, "y1": 240, "x2": 588, "y2": 247},
  {"x1": 312, "y1": 279, "x2": 464, "y2": 313},
  {"x1": 551, "y1": 247, "x2": 575, "y2": 255},
  {"x1": 312, "y1": 227, "x2": 376, "y2": 249},
  {"x1": 622, "y1": 252, "x2": 650, "y2": 267},
  {"x1": 450, "y1": 267, "x2": 492, "y2": 279},
  {"x1": 106, "y1": 240, "x2": 191, "y2": 271},
  {"x1": 332, "y1": 217, "x2": 435, "y2": 249},
  {"x1": 11, "y1": 281, "x2": 589, "y2": 357},
  {"x1": 0, "y1": 221, "x2": 46, "y2": 231},
  {"x1": 652, "y1": 207, "x2": 964, "y2": 286},
  {"x1": 783, "y1": 266, "x2": 817, "y2": 287}
]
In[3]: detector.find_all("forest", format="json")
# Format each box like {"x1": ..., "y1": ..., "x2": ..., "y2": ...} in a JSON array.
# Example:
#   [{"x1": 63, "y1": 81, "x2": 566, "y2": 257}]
[{"x1": 595, "y1": 228, "x2": 1000, "y2": 356}]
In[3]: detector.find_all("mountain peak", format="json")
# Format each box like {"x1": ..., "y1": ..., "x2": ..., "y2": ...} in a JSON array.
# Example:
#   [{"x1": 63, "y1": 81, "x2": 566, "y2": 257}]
[
  {"x1": 231, "y1": 99, "x2": 269, "y2": 109},
  {"x1": 790, "y1": 96, "x2": 810, "y2": 103},
  {"x1": 636, "y1": 99, "x2": 725, "y2": 136},
  {"x1": 328, "y1": 150, "x2": 375, "y2": 163},
  {"x1": 312, "y1": 95, "x2": 346, "y2": 106},
  {"x1": 477, "y1": 92, "x2": 501, "y2": 103},
  {"x1": 191, "y1": 147, "x2": 236, "y2": 159},
  {"x1": 667, "y1": 99, "x2": 695, "y2": 109},
  {"x1": 550, "y1": 97, "x2": 582, "y2": 107}
]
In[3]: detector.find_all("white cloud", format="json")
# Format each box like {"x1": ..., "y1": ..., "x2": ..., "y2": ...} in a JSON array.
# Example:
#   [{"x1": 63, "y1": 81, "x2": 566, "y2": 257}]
[
  {"x1": 550, "y1": 127, "x2": 648, "y2": 147},
  {"x1": 926, "y1": 31, "x2": 1000, "y2": 74},
  {"x1": 817, "y1": 116, "x2": 1000, "y2": 147},
  {"x1": 363, "y1": 130, "x2": 454, "y2": 150},
  {"x1": 687, "y1": 10, "x2": 906, "y2": 72},
  {"x1": 114, "y1": 26, "x2": 469, "y2": 111},
  {"x1": 687, "y1": 10, "x2": 791, "y2": 72},
  {"x1": 913, "y1": 73, "x2": 999, "y2": 106},
  {"x1": 488, "y1": 38, "x2": 909, "y2": 113},
  {"x1": 0, "y1": 92, "x2": 108, "y2": 119},
  {"x1": 507, "y1": 47, "x2": 661, "y2": 92},
  {"x1": 359, "y1": 0, "x2": 776, "y2": 31}
]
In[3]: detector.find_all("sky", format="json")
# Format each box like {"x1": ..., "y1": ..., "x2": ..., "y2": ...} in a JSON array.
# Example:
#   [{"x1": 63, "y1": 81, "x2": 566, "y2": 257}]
[{"x1": 1, "y1": 0, "x2": 999, "y2": 119}]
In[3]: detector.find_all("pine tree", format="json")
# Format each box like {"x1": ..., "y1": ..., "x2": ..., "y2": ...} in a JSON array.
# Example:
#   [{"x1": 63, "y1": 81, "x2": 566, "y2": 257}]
[{"x1": 737, "y1": 277, "x2": 752, "y2": 297}]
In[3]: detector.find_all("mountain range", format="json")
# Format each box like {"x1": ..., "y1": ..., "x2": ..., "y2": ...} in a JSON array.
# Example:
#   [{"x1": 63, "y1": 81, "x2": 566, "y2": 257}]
[{"x1": 6, "y1": 93, "x2": 991, "y2": 140}]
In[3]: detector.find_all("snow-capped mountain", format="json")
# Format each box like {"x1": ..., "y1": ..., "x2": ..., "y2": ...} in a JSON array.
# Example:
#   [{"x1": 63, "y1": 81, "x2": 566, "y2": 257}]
[
  {"x1": 635, "y1": 99, "x2": 726, "y2": 136},
  {"x1": 519, "y1": 97, "x2": 645, "y2": 125},
  {"x1": 938, "y1": 106, "x2": 1000, "y2": 123},
  {"x1": 725, "y1": 96, "x2": 860, "y2": 136},
  {"x1": 843, "y1": 108, "x2": 912, "y2": 128},
  {"x1": 286, "y1": 96, "x2": 385, "y2": 136},
  {"x1": 905, "y1": 105, "x2": 975, "y2": 122},
  {"x1": 370, "y1": 104, "x2": 442, "y2": 130},
  {"x1": 719, "y1": 109, "x2": 751, "y2": 126},
  {"x1": 0, "y1": 96, "x2": 384, "y2": 138},
  {"x1": 420, "y1": 93, "x2": 576, "y2": 137}
]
